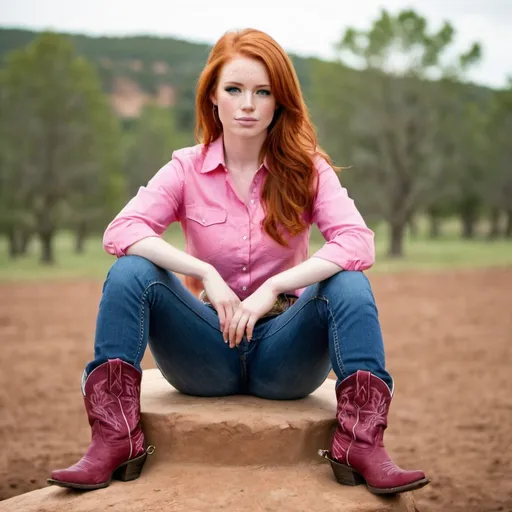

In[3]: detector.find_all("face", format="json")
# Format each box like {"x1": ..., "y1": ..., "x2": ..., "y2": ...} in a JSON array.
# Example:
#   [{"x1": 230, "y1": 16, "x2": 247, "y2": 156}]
[{"x1": 211, "y1": 55, "x2": 277, "y2": 140}]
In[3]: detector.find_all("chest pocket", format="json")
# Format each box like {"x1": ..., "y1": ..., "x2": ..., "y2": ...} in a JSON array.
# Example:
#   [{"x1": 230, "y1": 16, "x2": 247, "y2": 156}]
[{"x1": 185, "y1": 205, "x2": 227, "y2": 259}]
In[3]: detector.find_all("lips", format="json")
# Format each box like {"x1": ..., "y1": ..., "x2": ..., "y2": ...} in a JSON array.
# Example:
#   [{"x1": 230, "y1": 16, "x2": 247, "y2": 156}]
[{"x1": 236, "y1": 117, "x2": 258, "y2": 121}]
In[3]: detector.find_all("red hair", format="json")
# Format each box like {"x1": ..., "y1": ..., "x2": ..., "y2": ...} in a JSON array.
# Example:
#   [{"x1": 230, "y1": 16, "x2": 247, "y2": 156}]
[{"x1": 195, "y1": 28, "x2": 337, "y2": 246}]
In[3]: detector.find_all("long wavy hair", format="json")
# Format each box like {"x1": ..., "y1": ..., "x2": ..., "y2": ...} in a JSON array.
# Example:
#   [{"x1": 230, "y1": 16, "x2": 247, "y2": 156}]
[{"x1": 195, "y1": 28, "x2": 337, "y2": 246}]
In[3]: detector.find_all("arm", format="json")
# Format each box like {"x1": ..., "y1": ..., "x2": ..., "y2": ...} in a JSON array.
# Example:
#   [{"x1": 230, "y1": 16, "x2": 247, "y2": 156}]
[
  {"x1": 228, "y1": 157, "x2": 375, "y2": 346},
  {"x1": 103, "y1": 155, "x2": 185, "y2": 258},
  {"x1": 126, "y1": 237, "x2": 212, "y2": 281},
  {"x1": 104, "y1": 155, "x2": 211, "y2": 280},
  {"x1": 268, "y1": 257, "x2": 342, "y2": 295},
  {"x1": 127, "y1": 230, "x2": 242, "y2": 344},
  {"x1": 270, "y1": 156, "x2": 375, "y2": 293}
]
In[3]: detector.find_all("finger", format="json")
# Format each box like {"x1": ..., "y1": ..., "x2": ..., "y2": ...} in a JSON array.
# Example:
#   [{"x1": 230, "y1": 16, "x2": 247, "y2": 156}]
[
  {"x1": 229, "y1": 309, "x2": 243, "y2": 348},
  {"x1": 223, "y1": 303, "x2": 234, "y2": 342},
  {"x1": 216, "y1": 305, "x2": 226, "y2": 339},
  {"x1": 245, "y1": 316, "x2": 257, "y2": 342},
  {"x1": 235, "y1": 313, "x2": 250, "y2": 346}
]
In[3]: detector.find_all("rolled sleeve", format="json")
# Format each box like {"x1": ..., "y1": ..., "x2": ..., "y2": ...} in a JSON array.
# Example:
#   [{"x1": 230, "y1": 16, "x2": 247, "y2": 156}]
[
  {"x1": 103, "y1": 155, "x2": 185, "y2": 257},
  {"x1": 311, "y1": 157, "x2": 375, "y2": 271}
]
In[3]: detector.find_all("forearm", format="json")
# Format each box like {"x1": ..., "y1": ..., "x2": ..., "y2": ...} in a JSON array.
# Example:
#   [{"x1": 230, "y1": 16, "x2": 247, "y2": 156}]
[
  {"x1": 268, "y1": 256, "x2": 343, "y2": 295},
  {"x1": 125, "y1": 236, "x2": 212, "y2": 280}
]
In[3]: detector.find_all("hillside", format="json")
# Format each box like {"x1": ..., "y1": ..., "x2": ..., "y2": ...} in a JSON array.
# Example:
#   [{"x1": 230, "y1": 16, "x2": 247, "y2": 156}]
[{"x1": 0, "y1": 28, "x2": 316, "y2": 118}]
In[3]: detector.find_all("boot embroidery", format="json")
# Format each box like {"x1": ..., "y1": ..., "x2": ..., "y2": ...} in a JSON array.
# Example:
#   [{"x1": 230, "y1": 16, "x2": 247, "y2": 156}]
[
  {"x1": 110, "y1": 361, "x2": 123, "y2": 397},
  {"x1": 354, "y1": 383, "x2": 369, "y2": 408},
  {"x1": 337, "y1": 385, "x2": 355, "y2": 433},
  {"x1": 360, "y1": 389, "x2": 388, "y2": 433},
  {"x1": 380, "y1": 460, "x2": 402, "y2": 476},
  {"x1": 88, "y1": 378, "x2": 123, "y2": 431},
  {"x1": 121, "y1": 372, "x2": 141, "y2": 430}
]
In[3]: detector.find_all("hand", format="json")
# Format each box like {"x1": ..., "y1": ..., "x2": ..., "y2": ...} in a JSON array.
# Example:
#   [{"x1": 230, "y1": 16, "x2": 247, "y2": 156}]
[
  {"x1": 202, "y1": 266, "x2": 241, "y2": 342},
  {"x1": 228, "y1": 281, "x2": 278, "y2": 348}
]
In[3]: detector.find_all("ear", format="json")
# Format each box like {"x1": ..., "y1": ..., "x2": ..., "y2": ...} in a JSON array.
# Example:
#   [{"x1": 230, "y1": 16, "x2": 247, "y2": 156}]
[{"x1": 210, "y1": 92, "x2": 217, "y2": 107}]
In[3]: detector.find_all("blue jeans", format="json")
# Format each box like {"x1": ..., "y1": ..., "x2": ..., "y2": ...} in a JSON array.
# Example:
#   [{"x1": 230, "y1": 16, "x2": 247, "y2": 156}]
[{"x1": 87, "y1": 256, "x2": 392, "y2": 398}]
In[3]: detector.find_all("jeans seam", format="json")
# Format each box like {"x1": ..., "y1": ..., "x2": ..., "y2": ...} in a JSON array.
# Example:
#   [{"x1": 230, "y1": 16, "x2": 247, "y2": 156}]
[
  {"x1": 317, "y1": 295, "x2": 347, "y2": 380},
  {"x1": 327, "y1": 300, "x2": 347, "y2": 379},
  {"x1": 135, "y1": 279, "x2": 222, "y2": 363}
]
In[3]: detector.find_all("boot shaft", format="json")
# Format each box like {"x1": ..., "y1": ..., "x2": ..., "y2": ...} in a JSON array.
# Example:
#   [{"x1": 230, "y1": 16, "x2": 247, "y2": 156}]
[
  {"x1": 82, "y1": 359, "x2": 143, "y2": 436},
  {"x1": 335, "y1": 370, "x2": 392, "y2": 446}
]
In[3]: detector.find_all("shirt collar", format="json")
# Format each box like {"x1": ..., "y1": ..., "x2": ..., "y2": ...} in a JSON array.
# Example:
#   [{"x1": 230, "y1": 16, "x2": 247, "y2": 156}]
[
  {"x1": 201, "y1": 136, "x2": 226, "y2": 173},
  {"x1": 201, "y1": 135, "x2": 269, "y2": 174}
]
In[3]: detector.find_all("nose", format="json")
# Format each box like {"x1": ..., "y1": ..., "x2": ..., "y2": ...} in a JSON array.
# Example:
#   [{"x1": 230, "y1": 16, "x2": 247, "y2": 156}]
[{"x1": 241, "y1": 91, "x2": 255, "y2": 112}]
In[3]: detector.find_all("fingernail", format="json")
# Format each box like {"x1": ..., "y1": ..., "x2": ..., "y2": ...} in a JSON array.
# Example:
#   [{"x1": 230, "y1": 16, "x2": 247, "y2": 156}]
[{"x1": 224, "y1": 339, "x2": 228, "y2": 344}]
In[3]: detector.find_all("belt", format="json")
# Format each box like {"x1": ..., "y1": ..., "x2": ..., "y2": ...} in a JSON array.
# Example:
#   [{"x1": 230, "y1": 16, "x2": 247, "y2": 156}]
[{"x1": 199, "y1": 290, "x2": 298, "y2": 318}]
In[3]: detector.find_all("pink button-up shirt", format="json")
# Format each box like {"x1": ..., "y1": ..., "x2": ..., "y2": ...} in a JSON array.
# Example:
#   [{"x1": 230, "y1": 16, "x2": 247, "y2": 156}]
[{"x1": 103, "y1": 137, "x2": 375, "y2": 300}]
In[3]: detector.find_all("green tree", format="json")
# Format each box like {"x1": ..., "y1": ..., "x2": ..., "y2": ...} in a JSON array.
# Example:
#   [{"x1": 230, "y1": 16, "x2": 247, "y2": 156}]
[
  {"x1": 124, "y1": 104, "x2": 192, "y2": 196},
  {"x1": 0, "y1": 69, "x2": 36, "y2": 257},
  {"x1": 0, "y1": 32, "x2": 122, "y2": 263},
  {"x1": 313, "y1": 9, "x2": 481, "y2": 256},
  {"x1": 485, "y1": 81, "x2": 512, "y2": 238}
]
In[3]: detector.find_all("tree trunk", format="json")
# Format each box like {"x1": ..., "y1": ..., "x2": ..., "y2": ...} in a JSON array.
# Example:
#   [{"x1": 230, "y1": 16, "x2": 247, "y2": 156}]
[
  {"x1": 487, "y1": 208, "x2": 501, "y2": 239},
  {"x1": 459, "y1": 196, "x2": 480, "y2": 239},
  {"x1": 506, "y1": 210, "x2": 512, "y2": 238},
  {"x1": 429, "y1": 213, "x2": 441, "y2": 239},
  {"x1": 8, "y1": 227, "x2": 21, "y2": 259},
  {"x1": 388, "y1": 221, "x2": 405, "y2": 258},
  {"x1": 460, "y1": 211, "x2": 478, "y2": 239},
  {"x1": 408, "y1": 216, "x2": 418, "y2": 238},
  {"x1": 39, "y1": 231, "x2": 55, "y2": 264},
  {"x1": 20, "y1": 230, "x2": 32, "y2": 255},
  {"x1": 75, "y1": 222, "x2": 87, "y2": 254}
]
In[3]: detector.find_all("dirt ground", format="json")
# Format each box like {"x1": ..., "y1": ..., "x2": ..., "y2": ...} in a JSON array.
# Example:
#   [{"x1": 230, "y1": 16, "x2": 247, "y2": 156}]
[{"x1": 0, "y1": 268, "x2": 511, "y2": 512}]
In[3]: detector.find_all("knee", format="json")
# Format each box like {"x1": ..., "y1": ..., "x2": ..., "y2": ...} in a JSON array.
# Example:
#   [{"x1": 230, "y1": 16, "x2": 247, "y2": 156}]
[
  {"x1": 319, "y1": 271, "x2": 375, "y2": 308},
  {"x1": 106, "y1": 255, "x2": 162, "y2": 290}
]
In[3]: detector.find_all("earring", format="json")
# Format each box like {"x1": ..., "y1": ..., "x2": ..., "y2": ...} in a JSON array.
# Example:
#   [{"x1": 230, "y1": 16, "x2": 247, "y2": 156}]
[{"x1": 212, "y1": 104, "x2": 221, "y2": 127}]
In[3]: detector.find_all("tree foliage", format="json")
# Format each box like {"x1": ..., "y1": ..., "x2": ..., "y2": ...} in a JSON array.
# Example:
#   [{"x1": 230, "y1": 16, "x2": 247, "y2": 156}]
[{"x1": 0, "y1": 32, "x2": 123, "y2": 262}]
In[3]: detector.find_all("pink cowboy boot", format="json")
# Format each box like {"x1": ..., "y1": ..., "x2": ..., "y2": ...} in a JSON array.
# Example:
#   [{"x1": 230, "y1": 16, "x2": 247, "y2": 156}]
[
  {"x1": 48, "y1": 359, "x2": 154, "y2": 490},
  {"x1": 319, "y1": 370, "x2": 429, "y2": 495}
]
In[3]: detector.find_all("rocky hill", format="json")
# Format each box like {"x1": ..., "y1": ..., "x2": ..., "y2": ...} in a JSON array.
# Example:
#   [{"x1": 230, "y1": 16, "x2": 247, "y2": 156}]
[{"x1": 0, "y1": 28, "x2": 316, "y2": 118}]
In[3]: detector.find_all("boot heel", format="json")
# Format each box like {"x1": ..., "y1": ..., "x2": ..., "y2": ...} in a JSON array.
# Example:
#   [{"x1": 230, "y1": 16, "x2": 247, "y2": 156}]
[
  {"x1": 113, "y1": 452, "x2": 148, "y2": 482},
  {"x1": 318, "y1": 450, "x2": 365, "y2": 486}
]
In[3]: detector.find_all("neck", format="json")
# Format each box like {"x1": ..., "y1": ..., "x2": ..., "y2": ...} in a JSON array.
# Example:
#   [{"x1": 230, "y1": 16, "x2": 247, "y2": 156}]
[{"x1": 222, "y1": 131, "x2": 266, "y2": 173}]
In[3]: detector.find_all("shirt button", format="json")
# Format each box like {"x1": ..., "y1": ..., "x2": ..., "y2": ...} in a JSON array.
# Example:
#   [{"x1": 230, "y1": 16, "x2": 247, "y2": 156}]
[
  {"x1": 242, "y1": 267, "x2": 247, "y2": 271},
  {"x1": 242, "y1": 286, "x2": 247, "y2": 291},
  {"x1": 250, "y1": 199, "x2": 255, "y2": 204},
  {"x1": 242, "y1": 235, "x2": 247, "y2": 240},
  {"x1": 202, "y1": 218, "x2": 206, "y2": 224}
]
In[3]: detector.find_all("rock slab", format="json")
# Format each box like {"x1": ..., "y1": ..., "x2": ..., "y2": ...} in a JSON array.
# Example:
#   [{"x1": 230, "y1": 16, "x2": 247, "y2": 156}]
[{"x1": 0, "y1": 369, "x2": 418, "y2": 511}]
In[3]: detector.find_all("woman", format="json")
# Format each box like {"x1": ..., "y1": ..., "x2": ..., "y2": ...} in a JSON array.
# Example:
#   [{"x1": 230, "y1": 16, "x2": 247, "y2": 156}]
[{"x1": 48, "y1": 28, "x2": 429, "y2": 496}]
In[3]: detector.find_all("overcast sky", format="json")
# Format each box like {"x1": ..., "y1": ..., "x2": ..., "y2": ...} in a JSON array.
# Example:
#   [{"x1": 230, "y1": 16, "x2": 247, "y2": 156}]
[{"x1": 1, "y1": 0, "x2": 511, "y2": 88}]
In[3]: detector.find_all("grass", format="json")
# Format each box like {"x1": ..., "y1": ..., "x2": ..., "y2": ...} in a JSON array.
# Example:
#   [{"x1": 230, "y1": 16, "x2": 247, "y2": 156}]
[{"x1": 1, "y1": 220, "x2": 511, "y2": 282}]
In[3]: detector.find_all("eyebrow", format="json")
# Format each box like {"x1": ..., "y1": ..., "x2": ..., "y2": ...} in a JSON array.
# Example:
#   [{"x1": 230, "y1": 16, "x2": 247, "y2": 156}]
[{"x1": 224, "y1": 81, "x2": 271, "y2": 88}]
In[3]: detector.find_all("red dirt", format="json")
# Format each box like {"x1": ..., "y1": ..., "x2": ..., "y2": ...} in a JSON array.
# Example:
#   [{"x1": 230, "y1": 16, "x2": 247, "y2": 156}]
[{"x1": 1, "y1": 268, "x2": 511, "y2": 511}]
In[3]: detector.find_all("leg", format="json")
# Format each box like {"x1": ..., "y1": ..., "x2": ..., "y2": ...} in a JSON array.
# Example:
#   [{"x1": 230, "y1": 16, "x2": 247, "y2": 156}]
[
  {"x1": 49, "y1": 255, "x2": 242, "y2": 490},
  {"x1": 312, "y1": 272, "x2": 428, "y2": 494},
  {"x1": 89, "y1": 255, "x2": 242, "y2": 396},
  {"x1": 246, "y1": 287, "x2": 331, "y2": 400},
  {"x1": 314, "y1": 270, "x2": 392, "y2": 389},
  {"x1": 247, "y1": 270, "x2": 391, "y2": 399}
]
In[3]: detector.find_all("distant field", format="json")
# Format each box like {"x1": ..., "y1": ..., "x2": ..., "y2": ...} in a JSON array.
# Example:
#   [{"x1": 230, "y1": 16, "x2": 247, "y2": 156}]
[{"x1": 1, "y1": 219, "x2": 511, "y2": 281}]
